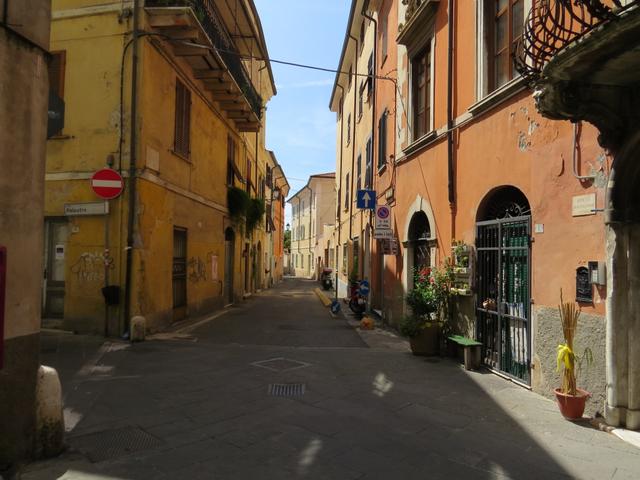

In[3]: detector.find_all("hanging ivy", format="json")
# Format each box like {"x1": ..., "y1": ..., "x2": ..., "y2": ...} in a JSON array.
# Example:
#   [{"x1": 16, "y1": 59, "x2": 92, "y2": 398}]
[
  {"x1": 227, "y1": 186, "x2": 250, "y2": 223},
  {"x1": 246, "y1": 198, "x2": 265, "y2": 233}
]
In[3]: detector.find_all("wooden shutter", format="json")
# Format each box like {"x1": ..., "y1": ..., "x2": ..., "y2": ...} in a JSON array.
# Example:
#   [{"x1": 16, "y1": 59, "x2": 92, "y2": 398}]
[
  {"x1": 48, "y1": 51, "x2": 66, "y2": 99},
  {"x1": 174, "y1": 79, "x2": 191, "y2": 157}
]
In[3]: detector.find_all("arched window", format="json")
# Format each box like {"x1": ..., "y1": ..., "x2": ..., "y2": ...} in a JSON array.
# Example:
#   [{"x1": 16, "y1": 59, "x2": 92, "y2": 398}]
[{"x1": 408, "y1": 211, "x2": 431, "y2": 271}]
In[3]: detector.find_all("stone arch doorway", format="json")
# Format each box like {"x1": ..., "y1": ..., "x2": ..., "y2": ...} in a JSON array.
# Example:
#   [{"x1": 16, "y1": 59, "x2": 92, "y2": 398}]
[
  {"x1": 224, "y1": 228, "x2": 235, "y2": 305},
  {"x1": 402, "y1": 196, "x2": 437, "y2": 303},
  {"x1": 604, "y1": 129, "x2": 640, "y2": 429},
  {"x1": 475, "y1": 185, "x2": 532, "y2": 384}
]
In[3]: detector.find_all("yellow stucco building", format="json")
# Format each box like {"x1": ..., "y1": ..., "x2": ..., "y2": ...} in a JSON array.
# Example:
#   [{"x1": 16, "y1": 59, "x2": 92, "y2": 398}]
[{"x1": 45, "y1": 0, "x2": 280, "y2": 335}]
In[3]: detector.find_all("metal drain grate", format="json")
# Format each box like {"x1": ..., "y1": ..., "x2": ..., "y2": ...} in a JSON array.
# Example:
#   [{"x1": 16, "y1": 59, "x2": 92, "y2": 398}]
[
  {"x1": 268, "y1": 383, "x2": 306, "y2": 397},
  {"x1": 68, "y1": 426, "x2": 163, "y2": 462}
]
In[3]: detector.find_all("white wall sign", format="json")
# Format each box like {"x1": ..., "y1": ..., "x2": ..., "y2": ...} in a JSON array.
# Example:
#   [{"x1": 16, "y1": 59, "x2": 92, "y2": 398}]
[
  {"x1": 64, "y1": 202, "x2": 109, "y2": 216},
  {"x1": 374, "y1": 229, "x2": 394, "y2": 240},
  {"x1": 375, "y1": 205, "x2": 392, "y2": 230},
  {"x1": 211, "y1": 255, "x2": 218, "y2": 281},
  {"x1": 572, "y1": 193, "x2": 596, "y2": 217}
]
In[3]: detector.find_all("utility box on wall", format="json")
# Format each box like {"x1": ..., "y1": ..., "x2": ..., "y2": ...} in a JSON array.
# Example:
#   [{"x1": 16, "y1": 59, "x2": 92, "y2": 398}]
[{"x1": 0, "y1": 246, "x2": 6, "y2": 369}]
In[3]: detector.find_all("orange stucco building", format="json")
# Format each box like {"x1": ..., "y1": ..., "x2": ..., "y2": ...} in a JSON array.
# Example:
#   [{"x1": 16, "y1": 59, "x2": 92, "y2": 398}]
[{"x1": 332, "y1": 0, "x2": 610, "y2": 412}]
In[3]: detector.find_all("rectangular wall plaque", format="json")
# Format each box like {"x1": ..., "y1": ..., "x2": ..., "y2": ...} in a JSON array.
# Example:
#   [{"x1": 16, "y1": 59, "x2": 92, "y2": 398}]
[
  {"x1": 572, "y1": 193, "x2": 596, "y2": 217},
  {"x1": 64, "y1": 202, "x2": 109, "y2": 216}
]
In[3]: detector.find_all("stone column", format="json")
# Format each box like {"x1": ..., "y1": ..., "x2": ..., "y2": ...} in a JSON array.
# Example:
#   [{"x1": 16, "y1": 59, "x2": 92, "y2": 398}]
[
  {"x1": 605, "y1": 223, "x2": 629, "y2": 427},
  {"x1": 626, "y1": 224, "x2": 640, "y2": 429}
]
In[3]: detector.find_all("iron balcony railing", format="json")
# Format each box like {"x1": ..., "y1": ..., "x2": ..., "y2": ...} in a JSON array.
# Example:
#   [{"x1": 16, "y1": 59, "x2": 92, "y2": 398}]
[
  {"x1": 146, "y1": 0, "x2": 263, "y2": 118},
  {"x1": 515, "y1": 0, "x2": 640, "y2": 85}
]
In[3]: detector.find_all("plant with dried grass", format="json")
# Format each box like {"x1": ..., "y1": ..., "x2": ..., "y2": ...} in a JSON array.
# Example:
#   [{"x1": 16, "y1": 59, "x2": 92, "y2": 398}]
[{"x1": 557, "y1": 289, "x2": 593, "y2": 396}]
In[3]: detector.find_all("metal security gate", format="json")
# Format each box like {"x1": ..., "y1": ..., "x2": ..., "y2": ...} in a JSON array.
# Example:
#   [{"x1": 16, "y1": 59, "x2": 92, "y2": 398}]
[{"x1": 476, "y1": 216, "x2": 531, "y2": 384}]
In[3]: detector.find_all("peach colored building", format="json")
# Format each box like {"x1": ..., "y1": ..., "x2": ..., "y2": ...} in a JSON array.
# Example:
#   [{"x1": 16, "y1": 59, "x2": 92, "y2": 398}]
[{"x1": 331, "y1": 0, "x2": 610, "y2": 414}]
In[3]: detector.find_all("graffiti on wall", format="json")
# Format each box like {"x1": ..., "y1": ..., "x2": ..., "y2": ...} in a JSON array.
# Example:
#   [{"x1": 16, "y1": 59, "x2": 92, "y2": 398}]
[
  {"x1": 188, "y1": 252, "x2": 218, "y2": 283},
  {"x1": 70, "y1": 250, "x2": 114, "y2": 283},
  {"x1": 188, "y1": 256, "x2": 208, "y2": 283}
]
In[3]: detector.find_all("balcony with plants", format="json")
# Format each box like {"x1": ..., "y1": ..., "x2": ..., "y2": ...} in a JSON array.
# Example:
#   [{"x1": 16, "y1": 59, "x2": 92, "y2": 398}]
[{"x1": 145, "y1": 0, "x2": 263, "y2": 131}]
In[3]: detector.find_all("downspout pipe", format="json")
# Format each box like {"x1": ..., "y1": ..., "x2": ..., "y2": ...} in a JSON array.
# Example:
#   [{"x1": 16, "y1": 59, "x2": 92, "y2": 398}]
[
  {"x1": 447, "y1": 0, "x2": 455, "y2": 210},
  {"x1": 124, "y1": 0, "x2": 140, "y2": 336},
  {"x1": 349, "y1": 33, "x2": 358, "y2": 244},
  {"x1": 363, "y1": 8, "x2": 377, "y2": 302},
  {"x1": 308, "y1": 184, "x2": 314, "y2": 278},
  {"x1": 336, "y1": 84, "x2": 346, "y2": 300}
]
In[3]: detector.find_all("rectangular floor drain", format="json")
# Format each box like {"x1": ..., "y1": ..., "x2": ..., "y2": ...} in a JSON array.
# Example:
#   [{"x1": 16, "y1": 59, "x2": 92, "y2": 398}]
[
  {"x1": 268, "y1": 383, "x2": 306, "y2": 397},
  {"x1": 68, "y1": 426, "x2": 162, "y2": 462}
]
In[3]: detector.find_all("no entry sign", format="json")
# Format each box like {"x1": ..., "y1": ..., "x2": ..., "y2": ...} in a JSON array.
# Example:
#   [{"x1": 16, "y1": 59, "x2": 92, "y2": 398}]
[{"x1": 91, "y1": 168, "x2": 124, "y2": 200}]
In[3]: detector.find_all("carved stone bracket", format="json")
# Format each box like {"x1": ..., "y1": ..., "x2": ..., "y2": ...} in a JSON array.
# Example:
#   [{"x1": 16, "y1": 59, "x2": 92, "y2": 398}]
[{"x1": 533, "y1": 80, "x2": 640, "y2": 152}]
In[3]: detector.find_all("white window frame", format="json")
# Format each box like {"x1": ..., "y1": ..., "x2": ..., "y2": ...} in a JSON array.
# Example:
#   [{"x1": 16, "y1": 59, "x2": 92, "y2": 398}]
[
  {"x1": 407, "y1": 33, "x2": 436, "y2": 143},
  {"x1": 475, "y1": 0, "x2": 532, "y2": 101}
]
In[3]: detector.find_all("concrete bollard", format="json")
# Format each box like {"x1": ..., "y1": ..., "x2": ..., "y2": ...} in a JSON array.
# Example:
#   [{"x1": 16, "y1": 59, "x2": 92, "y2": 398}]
[
  {"x1": 35, "y1": 365, "x2": 64, "y2": 459},
  {"x1": 130, "y1": 316, "x2": 146, "y2": 342}
]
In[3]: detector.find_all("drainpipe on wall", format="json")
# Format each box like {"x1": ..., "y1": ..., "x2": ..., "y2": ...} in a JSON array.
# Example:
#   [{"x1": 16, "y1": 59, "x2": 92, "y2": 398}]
[
  {"x1": 447, "y1": 0, "x2": 456, "y2": 223},
  {"x1": 308, "y1": 185, "x2": 314, "y2": 278},
  {"x1": 363, "y1": 8, "x2": 377, "y2": 306},
  {"x1": 124, "y1": 0, "x2": 140, "y2": 336},
  {"x1": 349, "y1": 33, "x2": 358, "y2": 244},
  {"x1": 336, "y1": 84, "x2": 346, "y2": 300}
]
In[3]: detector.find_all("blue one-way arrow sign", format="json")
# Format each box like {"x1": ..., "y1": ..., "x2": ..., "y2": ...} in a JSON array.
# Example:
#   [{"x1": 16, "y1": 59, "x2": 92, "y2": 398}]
[{"x1": 356, "y1": 189, "x2": 376, "y2": 210}]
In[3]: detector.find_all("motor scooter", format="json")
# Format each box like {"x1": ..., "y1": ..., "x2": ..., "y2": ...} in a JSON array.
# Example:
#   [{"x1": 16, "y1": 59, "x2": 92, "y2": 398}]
[
  {"x1": 348, "y1": 282, "x2": 367, "y2": 318},
  {"x1": 320, "y1": 268, "x2": 333, "y2": 291}
]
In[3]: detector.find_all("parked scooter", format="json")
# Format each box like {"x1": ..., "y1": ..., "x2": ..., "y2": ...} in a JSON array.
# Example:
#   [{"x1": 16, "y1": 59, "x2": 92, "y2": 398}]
[
  {"x1": 348, "y1": 282, "x2": 367, "y2": 318},
  {"x1": 320, "y1": 268, "x2": 333, "y2": 291}
]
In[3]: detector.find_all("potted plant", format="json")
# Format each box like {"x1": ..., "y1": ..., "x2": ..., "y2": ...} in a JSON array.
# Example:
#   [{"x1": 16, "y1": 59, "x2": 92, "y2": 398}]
[
  {"x1": 401, "y1": 264, "x2": 453, "y2": 355},
  {"x1": 554, "y1": 290, "x2": 593, "y2": 420}
]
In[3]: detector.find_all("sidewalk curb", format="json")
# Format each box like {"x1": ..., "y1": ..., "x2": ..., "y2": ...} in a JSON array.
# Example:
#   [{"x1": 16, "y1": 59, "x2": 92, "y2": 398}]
[{"x1": 314, "y1": 288, "x2": 332, "y2": 307}]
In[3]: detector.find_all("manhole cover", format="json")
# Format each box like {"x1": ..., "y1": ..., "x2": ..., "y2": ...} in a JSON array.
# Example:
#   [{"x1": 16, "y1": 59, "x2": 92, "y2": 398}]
[
  {"x1": 268, "y1": 383, "x2": 306, "y2": 397},
  {"x1": 68, "y1": 426, "x2": 162, "y2": 462},
  {"x1": 251, "y1": 357, "x2": 311, "y2": 372}
]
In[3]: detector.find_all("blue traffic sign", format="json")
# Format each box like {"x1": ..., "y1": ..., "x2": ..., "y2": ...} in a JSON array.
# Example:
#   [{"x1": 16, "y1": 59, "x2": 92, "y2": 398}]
[
  {"x1": 358, "y1": 279, "x2": 370, "y2": 296},
  {"x1": 356, "y1": 189, "x2": 376, "y2": 210}
]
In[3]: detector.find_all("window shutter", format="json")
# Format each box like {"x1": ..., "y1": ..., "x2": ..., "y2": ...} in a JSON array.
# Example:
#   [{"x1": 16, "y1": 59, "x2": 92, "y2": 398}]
[
  {"x1": 48, "y1": 51, "x2": 66, "y2": 99},
  {"x1": 174, "y1": 80, "x2": 191, "y2": 157}
]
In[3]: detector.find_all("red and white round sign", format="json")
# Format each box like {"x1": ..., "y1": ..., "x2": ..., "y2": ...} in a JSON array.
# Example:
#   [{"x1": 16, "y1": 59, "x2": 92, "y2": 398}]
[{"x1": 91, "y1": 168, "x2": 124, "y2": 200}]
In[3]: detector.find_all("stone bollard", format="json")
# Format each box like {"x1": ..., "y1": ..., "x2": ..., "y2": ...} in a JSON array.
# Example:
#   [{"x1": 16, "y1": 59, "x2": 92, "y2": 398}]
[
  {"x1": 35, "y1": 366, "x2": 64, "y2": 459},
  {"x1": 130, "y1": 316, "x2": 146, "y2": 342}
]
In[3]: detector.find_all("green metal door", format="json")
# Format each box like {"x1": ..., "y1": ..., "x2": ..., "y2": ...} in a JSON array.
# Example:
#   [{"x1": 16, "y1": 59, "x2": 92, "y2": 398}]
[{"x1": 476, "y1": 216, "x2": 531, "y2": 385}]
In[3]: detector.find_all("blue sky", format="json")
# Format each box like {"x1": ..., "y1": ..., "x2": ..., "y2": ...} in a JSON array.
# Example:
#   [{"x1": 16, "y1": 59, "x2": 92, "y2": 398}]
[{"x1": 254, "y1": 1, "x2": 350, "y2": 220}]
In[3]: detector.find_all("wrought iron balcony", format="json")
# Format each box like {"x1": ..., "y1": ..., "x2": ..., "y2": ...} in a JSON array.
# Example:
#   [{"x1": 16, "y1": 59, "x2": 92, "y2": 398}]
[
  {"x1": 145, "y1": 0, "x2": 263, "y2": 130},
  {"x1": 515, "y1": 0, "x2": 640, "y2": 86}
]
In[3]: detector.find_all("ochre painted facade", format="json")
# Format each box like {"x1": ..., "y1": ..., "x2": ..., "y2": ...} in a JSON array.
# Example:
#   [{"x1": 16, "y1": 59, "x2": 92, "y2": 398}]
[{"x1": 45, "y1": 0, "x2": 283, "y2": 335}]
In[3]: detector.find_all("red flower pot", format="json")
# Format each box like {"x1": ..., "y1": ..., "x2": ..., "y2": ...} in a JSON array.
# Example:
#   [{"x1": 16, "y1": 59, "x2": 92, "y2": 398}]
[{"x1": 554, "y1": 388, "x2": 591, "y2": 420}]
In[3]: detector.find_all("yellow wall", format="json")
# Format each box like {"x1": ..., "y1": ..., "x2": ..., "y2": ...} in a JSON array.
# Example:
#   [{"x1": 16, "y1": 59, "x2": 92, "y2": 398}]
[
  {"x1": 46, "y1": 7, "x2": 129, "y2": 333},
  {"x1": 46, "y1": 2, "x2": 280, "y2": 334}
]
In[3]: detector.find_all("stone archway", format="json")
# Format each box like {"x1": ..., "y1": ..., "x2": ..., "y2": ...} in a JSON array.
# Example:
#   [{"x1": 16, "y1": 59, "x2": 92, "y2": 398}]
[
  {"x1": 402, "y1": 196, "x2": 437, "y2": 305},
  {"x1": 475, "y1": 186, "x2": 532, "y2": 384},
  {"x1": 604, "y1": 129, "x2": 640, "y2": 429}
]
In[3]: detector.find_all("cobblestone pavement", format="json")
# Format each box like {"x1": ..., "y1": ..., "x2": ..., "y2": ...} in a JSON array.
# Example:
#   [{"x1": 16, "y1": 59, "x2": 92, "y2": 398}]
[{"x1": 21, "y1": 278, "x2": 640, "y2": 479}]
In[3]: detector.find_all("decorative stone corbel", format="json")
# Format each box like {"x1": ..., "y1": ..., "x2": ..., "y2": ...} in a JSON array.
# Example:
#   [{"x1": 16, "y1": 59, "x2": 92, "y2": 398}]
[{"x1": 533, "y1": 79, "x2": 640, "y2": 152}]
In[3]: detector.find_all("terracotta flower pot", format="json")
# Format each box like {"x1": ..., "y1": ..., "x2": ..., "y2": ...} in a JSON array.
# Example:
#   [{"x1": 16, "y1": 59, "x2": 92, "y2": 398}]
[
  {"x1": 554, "y1": 388, "x2": 591, "y2": 420},
  {"x1": 409, "y1": 323, "x2": 439, "y2": 356}
]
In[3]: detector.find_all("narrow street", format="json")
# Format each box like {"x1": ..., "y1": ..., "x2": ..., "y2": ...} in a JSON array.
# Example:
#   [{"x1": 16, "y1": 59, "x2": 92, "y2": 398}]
[{"x1": 23, "y1": 279, "x2": 640, "y2": 480}]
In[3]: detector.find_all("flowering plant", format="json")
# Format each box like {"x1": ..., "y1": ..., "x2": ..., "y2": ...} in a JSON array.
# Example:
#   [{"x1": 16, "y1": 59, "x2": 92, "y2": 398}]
[{"x1": 401, "y1": 262, "x2": 453, "y2": 337}]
